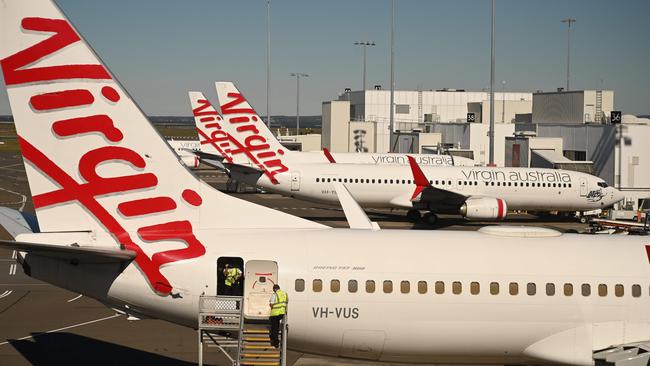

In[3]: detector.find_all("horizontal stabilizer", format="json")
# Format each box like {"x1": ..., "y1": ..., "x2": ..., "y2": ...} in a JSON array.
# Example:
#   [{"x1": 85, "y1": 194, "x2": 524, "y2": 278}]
[
  {"x1": 0, "y1": 207, "x2": 38, "y2": 238},
  {"x1": 0, "y1": 240, "x2": 136, "y2": 264},
  {"x1": 191, "y1": 150, "x2": 227, "y2": 171},
  {"x1": 332, "y1": 182, "x2": 379, "y2": 230}
]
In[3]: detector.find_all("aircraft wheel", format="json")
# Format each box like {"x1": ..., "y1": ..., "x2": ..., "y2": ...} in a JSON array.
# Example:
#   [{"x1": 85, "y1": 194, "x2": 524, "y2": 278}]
[
  {"x1": 580, "y1": 216, "x2": 588, "y2": 224},
  {"x1": 423, "y1": 212, "x2": 438, "y2": 225},
  {"x1": 406, "y1": 209, "x2": 421, "y2": 222}
]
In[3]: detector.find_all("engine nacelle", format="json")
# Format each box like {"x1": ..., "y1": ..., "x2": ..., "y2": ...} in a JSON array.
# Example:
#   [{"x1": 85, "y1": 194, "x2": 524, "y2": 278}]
[
  {"x1": 180, "y1": 155, "x2": 199, "y2": 169},
  {"x1": 459, "y1": 197, "x2": 507, "y2": 220}
]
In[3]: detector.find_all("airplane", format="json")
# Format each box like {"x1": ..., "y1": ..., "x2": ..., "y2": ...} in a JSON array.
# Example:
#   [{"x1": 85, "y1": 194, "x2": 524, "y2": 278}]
[
  {"x1": 0, "y1": 2, "x2": 648, "y2": 365},
  {"x1": 167, "y1": 138, "x2": 201, "y2": 168},
  {"x1": 189, "y1": 90, "x2": 476, "y2": 168},
  {"x1": 192, "y1": 85, "x2": 624, "y2": 224}
]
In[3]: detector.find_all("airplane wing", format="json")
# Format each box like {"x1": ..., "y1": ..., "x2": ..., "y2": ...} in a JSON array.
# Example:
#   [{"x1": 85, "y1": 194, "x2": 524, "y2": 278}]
[
  {"x1": 0, "y1": 240, "x2": 136, "y2": 264},
  {"x1": 332, "y1": 182, "x2": 379, "y2": 230}
]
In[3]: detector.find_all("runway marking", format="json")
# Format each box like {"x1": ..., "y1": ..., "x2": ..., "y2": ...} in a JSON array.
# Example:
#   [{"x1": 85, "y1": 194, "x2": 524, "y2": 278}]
[
  {"x1": 0, "y1": 290, "x2": 12, "y2": 299},
  {"x1": 67, "y1": 294, "x2": 83, "y2": 303},
  {"x1": 9, "y1": 264, "x2": 17, "y2": 276},
  {"x1": 0, "y1": 313, "x2": 122, "y2": 346},
  {"x1": 0, "y1": 187, "x2": 26, "y2": 211},
  {"x1": 11, "y1": 251, "x2": 17, "y2": 260}
]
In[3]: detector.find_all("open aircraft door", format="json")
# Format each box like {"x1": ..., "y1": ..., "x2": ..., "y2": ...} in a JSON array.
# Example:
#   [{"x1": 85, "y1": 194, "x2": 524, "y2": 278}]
[
  {"x1": 243, "y1": 260, "x2": 278, "y2": 319},
  {"x1": 579, "y1": 178, "x2": 588, "y2": 196},
  {"x1": 291, "y1": 172, "x2": 300, "y2": 191}
]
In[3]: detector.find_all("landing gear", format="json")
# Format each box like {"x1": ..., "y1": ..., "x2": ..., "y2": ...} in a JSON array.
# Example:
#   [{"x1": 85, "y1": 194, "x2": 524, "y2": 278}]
[
  {"x1": 423, "y1": 212, "x2": 438, "y2": 225},
  {"x1": 406, "y1": 209, "x2": 421, "y2": 222}
]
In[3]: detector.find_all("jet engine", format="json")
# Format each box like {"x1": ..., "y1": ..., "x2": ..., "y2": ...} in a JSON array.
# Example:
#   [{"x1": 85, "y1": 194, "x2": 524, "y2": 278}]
[{"x1": 459, "y1": 197, "x2": 507, "y2": 220}]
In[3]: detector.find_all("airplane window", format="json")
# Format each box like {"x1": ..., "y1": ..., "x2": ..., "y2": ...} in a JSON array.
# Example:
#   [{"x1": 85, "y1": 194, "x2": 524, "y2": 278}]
[
  {"x1": 470, "y1": 282, "x2": 480, "y2": 295},
  {"x1": 546, "y1": 283, "x2": 555, "y2": 296},
  {"x1": 408, "y1": 180, "x2": 412, "y2": 184},
  {"x1": 331, "y1": 280, "x2": 340, "y2": 293},
  {"x1": 569, "y1": 184, "x2": 572, "y2": 188},
  {"x1": 509, "y1": 282, "x2": 519, "y2": 295},
  {"x1": 542, "y1": 183, "x2": 546, "y2": 187},
  {"x1": 490, "y1": 182, "x2": 495, "y2": 186},
  {"x1": 448, "y1": 180, "x2": 452, "y2": 185},
  {"x1": 497, "y1": 182, "x2": 501, "y2": 187},
  {"x1": 615, "y1": 284, "x2": 624, "y2": 297},
  {"x1": 366, "y1": 280, "x2": 375, "y2": 293},
  {"x1": 489, "y1": 282, "x2": 499, "y2": 295},
  {"x1": 598, "y1": 284, "x2": 607, "y2": 297},
  {"x1": 384, "y1": 179, "x2": 388, "y2": 184},
  {"x1": 402, "y1": 180, "x2": 406, "y2": 184},
  {"x1": 581, "y1": 283, "x2": 591, "y2": 296},
  {"x1": 390, "y1": 179, "x2": 394, "y2": 184},
  {"x1": 354, "y1": 179, "x2": 359, "y2": 183},
  {"x1": 632, "y1": 284, "x2": 641, "y2": 297},
  {"x1": 327, "y1": 178, "x2": 331, "y2": 182},
  {"x1": 462, "y1": 181, "x2": 466, "y2": 186},
  {"x1": 597, "y1": 182, "x2": 608, "y2": 188},
  {"x1": 344, "y1": 178, "x2": 348, "y2": 183},
  {"x1": 452, "y1": 281, "x2": 462, "y2": 295},
  {"x1": 441, "y1": 181, "x2": 445, "y2": 185},
  {"x1": 435, "y1": 281, "x2": 445, "y2": 294},
  {"x1": 372, "y1": 179, "x2": 376, "y2": 183},
  {"x1": 484, "y1": 182, "x2": 489, "y2": 186},
  {"x1": 348, "y1": 280, "x2": 358, "y2": 293},
  {"x1": 564, "y1": 283, "x2": 573, "y2": 296},
  {"x1": 378, "y1": 179, "x2": 382, "y2": 184},
  {"x1": 316, "y1": 178, "x2": 320, "y2": 182},
  {"x1": 429, "y1": 180, "x2": 433, "y2": 185},
  {"x1": 552, "y1": 183, "x2": 557, "y2": 188},
  {"x1": 526, "y1": 182, "x2": 530, "y2": 187},
  {"x1": 507, "y1": 182, "x2": 511, "y2": 187},
  {"x1": 400, "y1": 281, "x2": 410, "y2": 294},
  {"x1": 417, "y1": 281, "x2": 427, "y2": 294},
  {"x1": 435, "y1": 180, "x2": 439, "y2": 185},
  {"x1": 295, "y1": 279, "x2": 305, "y2": 292},
  {"x1": 313, "y1": 279, "x2": 323, "y2": 292},
  {"x1": 383, "y1": 280, "x2": 393, "y2": 293},
  {"x1": 513, "y1": 182, "x2": 518, "y2": 187},
  {"x1": 527, "y1": 282, "x2": 536, "y2": 296}
]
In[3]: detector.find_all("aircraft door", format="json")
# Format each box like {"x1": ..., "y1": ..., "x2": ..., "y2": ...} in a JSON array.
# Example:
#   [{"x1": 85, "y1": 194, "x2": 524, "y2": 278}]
[
  {"x1": 579, "y1": 178, "x2": 588, "y2": 196},
  {"x1": 243, "y1": 260, "x2": 278, "y2": 319},
  {"x1": 291, "y1": 172, "x2": 301, "y2": 191},
  {"x1": 217, "y1": 257, "x2": 244, "y2": 296}
]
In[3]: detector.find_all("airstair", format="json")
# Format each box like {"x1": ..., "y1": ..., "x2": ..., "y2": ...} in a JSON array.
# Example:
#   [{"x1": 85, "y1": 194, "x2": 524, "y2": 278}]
[{"x1": 198, "y1": 259, "x2": 287, "y2": 366}]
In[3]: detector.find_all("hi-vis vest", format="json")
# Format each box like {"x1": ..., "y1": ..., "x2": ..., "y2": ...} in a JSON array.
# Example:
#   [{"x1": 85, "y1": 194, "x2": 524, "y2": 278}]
[
  {"x1": 225, "y1": 268, "x2": 240, "y2": 287},
  {"x1": 270, "y1": 290, "x2": 288, "y2": 316}
]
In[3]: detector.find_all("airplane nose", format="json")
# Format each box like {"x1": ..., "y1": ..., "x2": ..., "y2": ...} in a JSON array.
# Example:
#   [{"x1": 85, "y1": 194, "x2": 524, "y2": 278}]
[{"x1": 612, "y1": 188, "x2": 624, "y2": 204}]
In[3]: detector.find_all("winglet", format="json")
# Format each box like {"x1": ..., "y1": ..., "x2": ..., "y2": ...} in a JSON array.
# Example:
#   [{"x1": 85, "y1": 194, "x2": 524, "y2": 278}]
[
  {"x1": 323, "y1": 148, "x2": 336, "y2": 163},
  {"x1": 408, "y1": 156, "x2": 430, "y2": 201}
]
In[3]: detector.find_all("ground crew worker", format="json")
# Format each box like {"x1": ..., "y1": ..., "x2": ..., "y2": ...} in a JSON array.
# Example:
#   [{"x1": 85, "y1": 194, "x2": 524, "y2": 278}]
[
  {"x1": 269, "y1": 284, "x2": 288, "y2": 348},
  {"x1": 223, "y1": 264, "x2": 242, "y2": 296}
]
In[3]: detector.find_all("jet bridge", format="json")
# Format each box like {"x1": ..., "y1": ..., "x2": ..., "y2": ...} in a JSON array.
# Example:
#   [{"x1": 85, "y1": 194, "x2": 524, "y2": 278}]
[{"x1": 198, "y1": 260, "x2": 287, "y2": 366}]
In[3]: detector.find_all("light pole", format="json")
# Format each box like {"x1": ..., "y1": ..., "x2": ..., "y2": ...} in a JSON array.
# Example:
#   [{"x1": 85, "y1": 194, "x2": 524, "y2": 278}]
[
  {"x1": 354, "y1": 41, "x2": 375, "y2": 91},
  {"x1": 561, "y1": 18, "x2": 576, "y2": 91},
  {"x1": 389, "y1": 0, "x2": 395, "y2": 152},
  {"x1": 266, "y1": 0, "x2": 271, "y2": 127},
  {"x1": 290, "y1": 73, "x2": 308, "y2": 135},
  {"x1": 501, "y1": 80, "x2": 506, "y2": 123},
  {"x1": 488, "y1": 0, "x2": 495, "y2": 166}
]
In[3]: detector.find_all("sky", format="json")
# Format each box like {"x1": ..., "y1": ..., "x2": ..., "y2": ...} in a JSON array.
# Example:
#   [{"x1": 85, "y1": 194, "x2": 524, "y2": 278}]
[{"x1": 0, "y1": 0, "x2": 649, "y2": 116}]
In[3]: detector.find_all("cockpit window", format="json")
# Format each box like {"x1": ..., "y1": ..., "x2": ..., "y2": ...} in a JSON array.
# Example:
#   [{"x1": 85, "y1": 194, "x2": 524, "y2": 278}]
[{"x1": 597, "y1": 182, "x2": 608, "y2": 188}]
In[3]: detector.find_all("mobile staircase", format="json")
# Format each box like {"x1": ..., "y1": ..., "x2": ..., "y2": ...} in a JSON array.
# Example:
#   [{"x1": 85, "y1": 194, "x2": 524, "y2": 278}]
[{"x1": 198, "y1": 295, "x2": 287, "y2": 366}]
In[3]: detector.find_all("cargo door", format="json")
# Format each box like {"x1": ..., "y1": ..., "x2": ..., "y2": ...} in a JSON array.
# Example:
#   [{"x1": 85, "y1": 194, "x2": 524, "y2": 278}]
[
  {"x1": 243, "y1": 260, "x2": 278, "y2": 319},
  {"x1": 291, "y1": 172, "x2": 300, "y2": 191},
  {"x1": 579, "y1": 178, "x2": 588, "y2": 196}
]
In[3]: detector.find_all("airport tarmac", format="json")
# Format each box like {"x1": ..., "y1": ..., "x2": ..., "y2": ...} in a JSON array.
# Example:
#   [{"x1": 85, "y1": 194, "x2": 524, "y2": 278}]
[{"x1": 0, "y1": 151, "x2": 588, "y2": 365}]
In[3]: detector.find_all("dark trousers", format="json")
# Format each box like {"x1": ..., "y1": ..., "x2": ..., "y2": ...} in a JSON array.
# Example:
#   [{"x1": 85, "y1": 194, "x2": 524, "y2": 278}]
[
  {"x1": 223, "y1": 284, "x2": 234, "y2": 296},
  {"x1": 269, "y1": 314, "x2": 284, "y2": 347}
]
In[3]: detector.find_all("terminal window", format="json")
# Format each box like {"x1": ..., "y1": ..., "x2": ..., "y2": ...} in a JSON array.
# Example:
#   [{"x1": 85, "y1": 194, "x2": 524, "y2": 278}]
[{"x1": 395, "y1": 104, "x2": 410, "y2": 114}]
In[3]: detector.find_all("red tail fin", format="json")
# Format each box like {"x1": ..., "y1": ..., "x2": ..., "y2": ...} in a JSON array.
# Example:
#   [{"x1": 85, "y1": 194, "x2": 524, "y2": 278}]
[{"x1": 408, "y1": 156, "x2": 430, "y2": 201}]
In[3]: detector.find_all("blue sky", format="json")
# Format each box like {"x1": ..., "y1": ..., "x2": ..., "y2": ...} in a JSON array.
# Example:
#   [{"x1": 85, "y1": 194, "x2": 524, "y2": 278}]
[{"x1": 0, "y1": 0, "x2": 648, "y2": 116}]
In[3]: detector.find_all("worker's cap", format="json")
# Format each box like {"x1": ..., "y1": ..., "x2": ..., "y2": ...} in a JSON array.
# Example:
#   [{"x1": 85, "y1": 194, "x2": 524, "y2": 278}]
[{"x1": 273, "y1": 284, "x2": 280, "y2": 290}]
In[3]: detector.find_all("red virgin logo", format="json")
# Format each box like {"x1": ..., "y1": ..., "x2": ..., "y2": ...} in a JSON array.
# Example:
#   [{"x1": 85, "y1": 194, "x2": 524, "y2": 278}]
[
  {"x1": 199, "y1": 93, "x2": 288, "y2": 184},
  {"x1": 1, "y1": 17, "x2": 206, "y2": 296}
]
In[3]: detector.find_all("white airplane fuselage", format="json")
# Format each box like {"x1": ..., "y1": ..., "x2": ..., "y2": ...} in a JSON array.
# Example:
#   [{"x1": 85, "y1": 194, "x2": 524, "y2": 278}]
[
  {"x1": 21, "y1": 228, "x2": 650, "y2": 365},
  {"x1": 234, "y1": 162, "x2": 622, "y2": 213}
]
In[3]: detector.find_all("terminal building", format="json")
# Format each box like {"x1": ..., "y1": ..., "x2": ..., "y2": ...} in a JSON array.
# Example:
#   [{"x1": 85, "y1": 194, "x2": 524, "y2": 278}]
[{"x1": 319, "y1": 88, "x2": 650, "y2": 210}]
